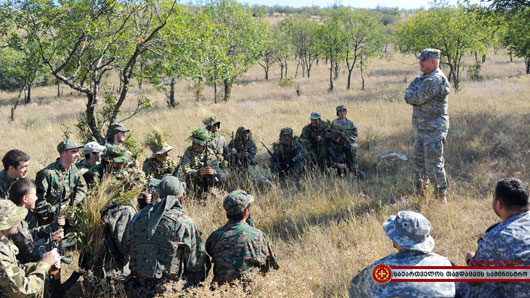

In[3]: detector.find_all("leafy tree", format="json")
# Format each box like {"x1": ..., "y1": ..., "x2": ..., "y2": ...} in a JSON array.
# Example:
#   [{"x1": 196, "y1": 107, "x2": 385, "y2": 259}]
[
  {"x1": 271, "y1": 23, "x2": 292, "y2": 80},
  {"x1": 281, "y1": 15, "x2": 320, "y2": 78},
  {"x1": 317, "y1": 11, "x2": 346, "y2": 91},
  {"x1": 257, "y1": 22, "x2": 274, "y2": 81},
  {"x1": 503, "y1": 8, "x2": 530, "y2": 73}
]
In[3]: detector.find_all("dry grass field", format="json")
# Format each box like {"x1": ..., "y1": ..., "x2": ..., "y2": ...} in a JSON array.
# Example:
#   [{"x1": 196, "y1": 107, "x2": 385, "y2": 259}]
[{"x1": 0, "y1": 49, "x2": 529, "y2": 297}]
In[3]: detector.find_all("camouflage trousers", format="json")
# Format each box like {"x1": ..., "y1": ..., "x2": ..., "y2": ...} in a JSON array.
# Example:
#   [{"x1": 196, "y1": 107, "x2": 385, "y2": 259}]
[{"x1": 413, "y1": 130, "x2": 448, "y2": 194}]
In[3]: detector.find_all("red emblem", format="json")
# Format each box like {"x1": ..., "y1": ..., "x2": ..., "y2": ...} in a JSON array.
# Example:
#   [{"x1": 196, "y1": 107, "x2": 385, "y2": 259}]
[{"x1": 372, "y1": 264, "x2": 392, "y2": 284}]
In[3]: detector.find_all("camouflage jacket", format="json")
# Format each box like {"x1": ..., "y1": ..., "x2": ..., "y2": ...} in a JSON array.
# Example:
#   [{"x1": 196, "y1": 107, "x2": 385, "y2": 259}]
[
  {"x1": 463, "y1": 211, "x2": 530, "y2": 298},
  {"x1": 300, "y1": 123, "x2": 329, "y2": 155},
  {"x1": 0, "y1": 237, "x2": 51, "y2": 298},
  {"x1": 181, "y1": 146, "x2": 225, "y2": 182},
  {"x1": 271, "y1": 140, "x2": 307, "y2": 167},
  {"x1": 348, "y1": 249, "x2": 455, "y2": 298},
  {"x1": 405, "y1": 68, "x2": 450, "y2": 133},
  {"x1": 75, "y1": 160, "x2": 94, "y2": 176},
  {"x1": 210, "y1": 134, "x2": 227, "y2": 163},
  {"x1": 0, "y1": 171, "x2": 17, "y2": 201},
  {"x1": 129, "y1": 203, "x2": 209, "y2": 284},
  {"x1": 332, "y1": 118, "x2": 358, "y2": 143},
  {"x1": 206, "y1": 220, "x2": 279, "y2": 285},
  {"x1": 142, "y1": 157, "x2": 178, "y2": 180},
  {"x1": 319, "y1": 137, "x2": 356, "y2": 171},
  {"x1": 10, "y1": 220, "x2": 50, "y2": 264},
  {"x1": 84, "y1": 162, "x2": 146, "y2": 196},
  {"x1": 227, "y1": 138, "x2": 257, "y2": 167},
  {"x1": 34, "y1": 159, "x2": 87, "y2": 224}
]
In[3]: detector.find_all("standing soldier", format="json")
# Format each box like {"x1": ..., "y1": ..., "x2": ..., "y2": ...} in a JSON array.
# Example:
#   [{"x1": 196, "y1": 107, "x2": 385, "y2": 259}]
[
  {"x1": 405, "y1": 49, "x2": 450, "y2": 201},
  {"x1": 0, "y1": 149, "x2": 30, "y2": 200},
  {"x1": 128, "y1": 176, "x2": 210, "y2": 296},
  {"x1": 206, "y1": 190, "x2": 278, "y2": 286},
  {"x1": 319, "y1": 125, "x2": 359, "y2": 178},
  {"x1": 181, "y1": 127, "x2": 227, "y2": 197},
  {"x1": 332, "y1": 105, "x2": 359, "y2": 145},
  {"x1": 142, "y1": 129, "x2": 177, "y2": 179},
  {"x1": 300, "y1": 112, "x2": 329, "y2": 167},
  {"x1": 203, "y1": 116, "x2": 227, "y2": 166},
  {"x1": 0, "y1": 200, "x2": 61, "y2": 297},
  {"x1": 76, "y1": 141, "x2": 106, "y2": 176},
  {"x1": 268, "y1": 128, "x2": 306, "y2": 181},
  {"x1": 228, "y1": 126, "x2": 257, "y2": 171},
  {"x1": 34, "y1": 140, "x2": 86, "y2": 249},
  {"x1": 106, "y1": 122, "x2": 139, "y2": 168}
]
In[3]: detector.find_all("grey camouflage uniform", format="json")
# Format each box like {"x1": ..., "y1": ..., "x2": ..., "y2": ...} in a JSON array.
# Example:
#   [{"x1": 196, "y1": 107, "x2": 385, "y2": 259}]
[
  {"x1": 405, "y1": 49, "x2": 450, "y2": 195},
  {"x1": 457, "y1": 211, "x2": 530, "y2": 298}
]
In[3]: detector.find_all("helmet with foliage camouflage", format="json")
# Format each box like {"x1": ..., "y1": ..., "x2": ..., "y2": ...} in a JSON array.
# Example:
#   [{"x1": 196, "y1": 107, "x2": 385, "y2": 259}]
[
  {"x1": 279, "y1": 127, "x2": 293, "y2": 137},
  {"x1": 203, "y1": 116, "x2": 221, "y2": 130},
  {"x1": 329, "y1": 124, "x2": 344, "y2": 135},
  {"x1": 145, "y1": 129, "x2": 173, "y2": 158},
  {"x1": 0, "y1": 200, "x2": 28, "y2": 230},
  {"x1": 103, "y1": 145, "x2": 132, "y2": 163},
  {"x1": 236, "y1": 126, "x2": 251, "y2": 138},
  {"x1": 189, "y1": 127, "x2": 213, "y2": 146}
]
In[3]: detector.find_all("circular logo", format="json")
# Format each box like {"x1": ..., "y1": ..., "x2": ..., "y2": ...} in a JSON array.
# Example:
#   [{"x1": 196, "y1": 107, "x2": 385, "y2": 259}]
[{"x1": 372, "y1": 264, "x2": 392, "y2": 284}]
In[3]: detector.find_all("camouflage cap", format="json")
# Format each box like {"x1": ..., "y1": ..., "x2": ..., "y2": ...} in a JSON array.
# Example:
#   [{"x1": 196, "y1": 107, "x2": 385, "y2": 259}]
[
  {"x1": 148, "y1": 177, "x2": 161, "y2": 188},
  {"x1": 223, "y1": 190, "x2": 255, "y2": 216},
  {"x1": 189, "y1": 127, "x2": 213, "y2": 146},
  {"x1": 102, "y1": 145, "x2": 131, "y2": 163},
  {"x1": 0, "y1": 200, "x2": 28, "y2": 230},
  {"x1": 57, "y1": 139, "x2": 83, "y2": 153},
  {"x1": 203, "y1": 116, "x2": 221, "y2": 129},
  {"x1": 310, "y1": 112, "x2": 321, "y2": 120},
  {"x1": 159, "y1": 175, "x2": 184, "y2": 197},
  {"x1": 336, "y1": 104, "x2": 347, "y2": 112},
  {"x1": 280, "y1": 127, "x2": 293, "y2": 137},
  {"x1": 109, "y1": 122, "x2": 130, "y2": 134},
  {"x1": 417, "y1": 48, "x2": 440, "y2": 60},
  {"x1": 83, "y1": 141, "x2": 106, "y2": 154},
  {"x1": 383, "y1": 211, "x2": 435, "y2": 253}
]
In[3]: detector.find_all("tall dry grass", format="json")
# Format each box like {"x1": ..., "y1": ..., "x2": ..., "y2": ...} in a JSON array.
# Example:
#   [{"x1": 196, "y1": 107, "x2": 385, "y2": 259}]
[{"x1": 0, "y1": 50, "x2": 529, "y2": 297}]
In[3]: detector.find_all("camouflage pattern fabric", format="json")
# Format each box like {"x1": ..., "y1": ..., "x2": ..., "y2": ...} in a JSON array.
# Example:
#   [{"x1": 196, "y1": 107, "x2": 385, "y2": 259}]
[
  {"x1": 458, "y1": 211, "x2": 530, "y2": 297},
  {"x1": 10, "y1": 220, "x2": 50, "y2": 264},
  {"x1": 75, "y1": 160, "x2": 93, "y2": 176},
  {"x1": 210, "y1": 133, "x2": 227, "y2": 165},
  {"x1": 0, "y1": 171, "x2": 17, "y2": 201},
  {"x1": 84, "y1": 161, "x2": 146, "y2": 196},
  {"x1": 319, "y1": 135, "x2": 358, "y2": 172},
  {"x1": 331, "y1": 118, "x2": 358, "y2": 143},
  {"x1": 142, "y1": 157, "x2": 178, "y2": 180},
  {"x1": 181, "y1": 146, "x2": 226, "y2": 192},
  {"x1": 128, "y1": 199, "x2": 209, "y2": 289},
  {"x1": 206, "y1": 220, "x2": 279, "y2": 285},
  {"x1": 228, "y1": 128, "x2": 257, "y2": 170},
  {"x1": 34, "y1": 159, "x2": 87, "y2": 225},
  {"x1": 271, "y1": 139, "x2": 306, "y2": 177},
  {"x1": 405, "y1": 68, "x2": 450, "y2": 194},
  {"x1": 348, "y1": 249, "x2": 455, "y2": 298},
  {"x1": 0, "y1": 237, "x2": 51, "y2": 297},
  {"x1": 300, "y1": 122, "x2": 329, "y2": 161}
]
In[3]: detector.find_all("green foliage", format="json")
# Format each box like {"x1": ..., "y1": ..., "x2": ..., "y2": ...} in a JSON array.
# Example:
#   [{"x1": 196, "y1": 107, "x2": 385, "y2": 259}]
[
  {"x1": 123, "y1": 132, "x2": 144, "y2": 160},
  {"x1": 278, "y1": 77, "x2": 295, "y2": 87},
  {"x1": 468, "y1": 61, "x2": 483, "y2": 81},
  {"x1": 280, "y1": 15, "x2": 320, "y2": 78},
  {"x1": 502, "y1": 8, "x2": 530, "y2": 72}
]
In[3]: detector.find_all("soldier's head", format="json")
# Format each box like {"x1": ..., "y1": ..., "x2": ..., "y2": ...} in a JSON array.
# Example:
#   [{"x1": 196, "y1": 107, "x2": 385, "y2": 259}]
[
  {"x1": 310, "y1": 112, "x2": 321, "y2": 127},
  {"x1": 336, "y1": 105, "x2": 347, "y2": 118},
  {"x1": 159, "y1": 176, "x2": 185, "y2": 199},
  {"x1": 2, "y1": 149, "x2": 30, "y2": 179},
  {"x1": 493, "y1": 178, "x2": 529, "y2": 220},
  {"x1": 83, "y1": 141, "x2": 106, "y2": 165},
  {"x1": 383, "y1": 211, "x2": 435, "y2": 253},
  {"x1": 223, "y1": 190, "x2": 254, "y2": 222},
  {"x1": 190, "y1": 127, "x2": 213, "y2": 152},
  {"x1": 236, "y1": 126, "x2": 251, "y2": 141},
  {"x1": 418, "y1": 48, "x2": 440, "y2": 75},
  {"x1": 203, "y1": 116, "x2": 221, "y2": 134},
  {"x1": 279, "y1": 128, "x2": 293, "y2": 144},
  {"x1": 102, "y1": 145, "x2": 131, "y2": 169},
  {"x1": 145, "y1": 129, "x2": 173, "y2": 162},
  {"x1": 0, "y1": 200, "x2": 27, "y2": 237},
  {"x1": 57, "y1": 139, "x2": 83, "y2": 167},
  {"x1": 9, "y1": 178, "x2": 37, "y2": 210},
  {"x1": 108, "y1": 123, "x2": 130, "y2": 145}
]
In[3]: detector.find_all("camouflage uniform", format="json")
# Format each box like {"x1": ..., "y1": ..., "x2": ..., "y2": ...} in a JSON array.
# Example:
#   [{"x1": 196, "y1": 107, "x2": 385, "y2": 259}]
[
  {"x1": 271, "y1": 128, "x2": 307, "y2": 179},
  {"x1": 128, "y1": 176, "x2": 209, "y2": 296},
  {"x1": 204, "y1": 116, "x2": 226, "y2": 165},
  {"x1": 74, "y1": 160, "x2": 93, "y2": 176},
  {"x1": 0, "y1": 200, "x2": 50, "y2": 298},
  {"x1": 457, "y1": 211, "x2": 530, "y2": 298},
  {"x1": 0, "y1": 171, "x2": 16, "y2": 201},
  {"x1": 300, "y1": 112, "x2": 329, "y2": 164},
  {"x1": 10, "y1": 220, "x2": 51, "y2": 264},
  {"x1": 206, "y1": 190, "x2": 278, "y2": 285},
  {"x1": 319, "y1": 126, "x2": 358, "y2": 174},
  {"x1": 405, "y1": 49, "x2": 450, "y2": 196},
  {"x1": 349, "y1": 211, "x2": 455, "y2": 297},
  {"x1": 227, "y1": 126, "x2": 257, "y2": 170},
  {"x1": 142, "y1": 157, "x2": 178, "y2": 180}
]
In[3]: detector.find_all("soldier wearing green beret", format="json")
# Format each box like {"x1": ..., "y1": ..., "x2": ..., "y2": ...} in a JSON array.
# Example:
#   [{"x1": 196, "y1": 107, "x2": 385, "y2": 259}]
[{"x1": 0, "y1": 200, "x2": 61, "y2": 297}]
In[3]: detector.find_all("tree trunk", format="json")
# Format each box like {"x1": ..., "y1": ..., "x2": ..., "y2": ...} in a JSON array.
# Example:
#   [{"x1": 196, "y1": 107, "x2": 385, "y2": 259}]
[
  {"x1": 474, "y1": 51, "x2": 478, "y2": 62},
  {"x1": 510, "y1": 52, "x2": 513, "y2": 63},
  {"x1": 57, "y1": 80, "x2": 61, "y2": 97},
  {"x1": 280, "y1": 65, "x2": 284, "y2": 80},
  {"x1": 329, "y1": 60, "x2": 334, "y2": 91},
  {"x1": 333, "y1": 61, "x2": 340, "y2": 80},
  {"x1": 295, "y1": 58, "x2": 300, "y2": 78},
  {"x1": 265, "y1": 67, "x2": 269, "y2": 81},
  {"x1": 526, "y1": 58, "x2": 530, "y2": 74},
  {"x1": 347, "y1": 68, "x2": 353, "y2": 89},
  {"x1": 223, "y1": 79, "x2": 232, "y2": 101},
  {"x1": 25, "y1": 84, "x2": 31, "y2": 104},
  {"x1": 360, "y1": 55, "x2": 365, "y2": 90},
  {"x1": 285, "y1": 62, "x2": 288, "y2": 78},
  {"x1": 214, "y1": 80, "x2": 218, "y2": 104},
  {"x1": 482, "y1": 55, "x2": 486, "y2": 63},
  {"x1": 168, "y1": 77, "x2": 176, "y2": 108}
]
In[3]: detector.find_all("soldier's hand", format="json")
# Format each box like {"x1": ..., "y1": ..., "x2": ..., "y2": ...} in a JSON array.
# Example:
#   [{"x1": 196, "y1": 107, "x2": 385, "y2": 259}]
[
  {"x1": 231, "y1": 148, "x2": 237, "y2": 154},
  {"x1": 243, "y1": 152, "x2": 249, "y2": 158},
  {"x1": 58, "y1": 215, "x2": 66, "y2": 226},
  {"x1": 336, "y1": 163, "x2": 347, "y2": 170},
  {"x1": 132, "y1": 160, "x2": 139, "y2": 167},
  {"x1": 465, "y1": 251, "x2": 475, "y2": 263},
  {"x1": 52, "y1": 229, "x2": 64, "y2": 241},
  {"x1": 145, "y1": 193, "x2": 152, "y2": 205},
  {"x1": 43, "y1": 248, "x2": 61, "y2": 268},
  {"x1": 200, "y1": 166, "x2": 214, "y2": 176},
  {"x1": 315, "y1": 135, "x2": 321, "y2": 142}
]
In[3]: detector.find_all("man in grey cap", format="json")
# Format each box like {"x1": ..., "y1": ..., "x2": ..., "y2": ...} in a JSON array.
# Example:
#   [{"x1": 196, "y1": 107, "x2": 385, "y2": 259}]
[
  {"x1": 300, "y1": 112, "x2": 329, "y2": 167},
  {"x1": 76, "y1": 141, "x2": 106, "y2": 175},
  {"x1": 206, "y1": 190, "x2": 278, "y2": 286},
  {"x1": 405, "y1": 48, "x2": 451, "y2": 201},
  {"x1": 348, "y1": 210, "x2": 455, "y2": 297},
  {"x1": 128, "y1": 176, "x2": 210, "y2": 296},
  {"x1": 106, "y1": 122, "x2": 139, "y2": 168}
]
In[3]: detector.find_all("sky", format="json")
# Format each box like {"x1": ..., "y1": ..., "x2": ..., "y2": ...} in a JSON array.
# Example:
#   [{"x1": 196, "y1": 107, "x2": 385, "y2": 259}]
[{"x1": 231, "y1": 0, "x2": 483, "y2": 10}]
